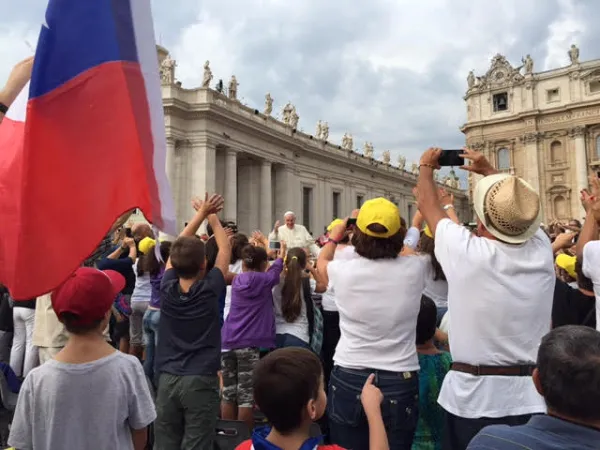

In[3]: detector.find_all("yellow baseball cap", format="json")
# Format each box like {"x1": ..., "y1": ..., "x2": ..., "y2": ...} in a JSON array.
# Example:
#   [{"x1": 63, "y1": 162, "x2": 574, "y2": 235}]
[
  {"x1": 138, "y1": 237, "x2": 157, "y2": 255},
  {"x1": 555, "y1": 254, "x2": 576, "y2": 279},
  {"x1": 424, "y1": 225, "x2": 433, "y2": 239},
  {"x1": 327, "y1": 218, "x2": 345, "y2": 232},
  {"x1": 357, "y1": 197, "x2": 401, "y2": 238}
]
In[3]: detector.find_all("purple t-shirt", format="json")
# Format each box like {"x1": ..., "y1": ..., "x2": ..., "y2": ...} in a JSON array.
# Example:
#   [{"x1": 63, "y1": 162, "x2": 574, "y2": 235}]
[{"x1": 149, "y1": 267, "x2": 165, "y2": 309}]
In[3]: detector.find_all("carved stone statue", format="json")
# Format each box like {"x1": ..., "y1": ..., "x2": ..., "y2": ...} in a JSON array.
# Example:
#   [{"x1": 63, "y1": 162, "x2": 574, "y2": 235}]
[
  {"x1": 290, "y1": 107, "x2": 299, "y2": 129},
  {"x1": 568, "y1": 44, "x2": 580, "y2": 65},
  {"x1": 522, "y1": 54, "x2": 534, "y2": 74},
  {"x1": 264, "y1": 93, "x2": 273, "y2": 116},
  {"x1": 382, "y1": 150, "x2": 391, "y2": 164},
  {"x1": 411, "y1": 163, "x2": 419, "y2": 175},
  {"x1": 397, "y1": 155, "x2": 406, "y2": 170},
  {"x1": 202, "y1": 61, "x2": 213, "y2": 88},
  {"x1": 342, "y1": 133, "x2": 353, "y2": 150},
  {"x1": 363, "y1": 142, "x2": 374, "y2": 158},
  {"x1": 282, "y1": 102, "x2": 294, "y2": 125},
  {"x1": 467, "y1": 70, "x2": 475, "y2": 89},
  {"x1": 160, "y1": 55, "x2": 176, "y2": 85},
  {"x1": 228, "y1": 75, "x2": 238, "y2": 100},
  {"x1": 321, "y1": 122, "x2": 329, "y2": 141},
  {"x1": 316, "y1": 120, "x2": 323, "y2": 139},
  {"x1": 444, "y1": 177, "x2": 453, "y2": 187}
]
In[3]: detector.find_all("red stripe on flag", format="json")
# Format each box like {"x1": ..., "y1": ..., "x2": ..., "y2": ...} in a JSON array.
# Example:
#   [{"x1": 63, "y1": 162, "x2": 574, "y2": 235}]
[{"x1": 0, "y1": 61, "x2": 158, "y2": 299}]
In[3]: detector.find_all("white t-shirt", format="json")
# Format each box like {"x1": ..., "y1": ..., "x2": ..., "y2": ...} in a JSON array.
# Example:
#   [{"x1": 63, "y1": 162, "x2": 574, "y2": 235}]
[
  {"x1": 403, "y1": 226, "x2": 420, "y2": 250},
  {"x1": 321, "y1": 245, "x2": 358, "y2": 312},
  {"x1": 582, "y1": 241, "x2": 600, "y2": 331},
  {"x1": 423, "y1": 277, "x2": 448, "y2": 309},
  {"x1": 9, "y1": 351, "x2": 156, "y2": 450},
  {"x1": 224, "y1": 259, "x2": 244, "y2": 320},
  {"x1": 272, "y1": 278, "x2": 316, "y2": 344},
  {"x1": 434, "y1": 218, "x2": 554, "y2": 419},
  {"x1": 328, "y1": 254, "x2": 430, "y2": 372},
  {"x1": 131, "y1": 261, "x2": 152, "y2": 303}
]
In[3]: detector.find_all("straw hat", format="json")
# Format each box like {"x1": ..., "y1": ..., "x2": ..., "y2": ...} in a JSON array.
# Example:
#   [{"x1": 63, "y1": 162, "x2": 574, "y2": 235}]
[{"x1": 473, "y1": 173, "x2": 541, "y2": 244}]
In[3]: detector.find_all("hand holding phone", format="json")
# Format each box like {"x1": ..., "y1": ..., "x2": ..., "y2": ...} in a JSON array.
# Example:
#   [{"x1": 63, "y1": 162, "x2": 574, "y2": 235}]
[
  {"x1": 125, "y1": 228, "x2": 133, "y2": 238},
  {"x1": 269, "y1": 241, "x2": 281, "y2": 250},
  {"x1": 346, "y1": 218, "x2": 357, "y2": 228}
]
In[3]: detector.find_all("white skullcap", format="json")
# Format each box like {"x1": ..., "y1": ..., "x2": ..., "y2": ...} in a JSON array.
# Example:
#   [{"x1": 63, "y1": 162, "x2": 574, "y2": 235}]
[{"x1": 284, "y1": 211, "x2": 295, "y2": 218}]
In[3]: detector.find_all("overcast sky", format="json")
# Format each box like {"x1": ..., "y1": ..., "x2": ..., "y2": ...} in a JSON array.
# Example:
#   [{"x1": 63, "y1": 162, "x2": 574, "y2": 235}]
[{"x1": 1, "y1": 0, "x2": 598, "y2": 181}]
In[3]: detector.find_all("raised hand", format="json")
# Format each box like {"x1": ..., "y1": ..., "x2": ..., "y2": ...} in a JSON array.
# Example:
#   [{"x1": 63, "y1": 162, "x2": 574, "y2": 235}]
[
  {"x1": 460, "y1": 147, "x2": 496, "y2": 176},
  {"x1": 198, "y1": 193, "x2": 224, "y2": 216},
  {"x1": 581, "y1": 189, "x2": 596, "y2": 213},
  {"x1": 419, "y1": 147, "x2": 442, "y2": 170},
  {"x1": 1, "y1": 57, "x2": 34, "y2": 107}
]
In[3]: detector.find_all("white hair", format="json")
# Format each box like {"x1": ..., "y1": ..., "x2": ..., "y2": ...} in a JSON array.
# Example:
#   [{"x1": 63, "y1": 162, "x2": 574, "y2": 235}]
[{"x1": 284, "y1": 211, "x2": 295, "y2": 218}]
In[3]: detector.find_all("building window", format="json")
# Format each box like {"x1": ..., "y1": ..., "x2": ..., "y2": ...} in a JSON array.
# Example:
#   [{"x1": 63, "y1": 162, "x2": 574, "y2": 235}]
[
  {"x1": 407, "y1": 203, "x2": 414, "y2": 226},
  {"x1": 553, "y1": 195, "x2": 567, "y2": 219},
  {"x1": 356, "y1": 195, "x2": 364, "y2": 209},
  {"x1": 550, "y1": 141, "x2": 564, "y2": 163},
  {"x1": 546, "y1": 88, "x2": 560, "y2": 102},
  {"x1": 596, "y1": 136, "x2": 600, "y2": 159},
  {"x1": 302, "y1": 187, "x2": 312, "y2": 229},
  {"x1": 590, "y1": 81, "x2": 600, "y2": 94},
  {"x1": 497, "y1": 147, "x2": 510, "y2": 170},
  {"x1": 492, "y1": 92, "x2": 508, "y2": 112},
  {"x1": 332, "y1": 191, "x2": 341, "y2": 219}
]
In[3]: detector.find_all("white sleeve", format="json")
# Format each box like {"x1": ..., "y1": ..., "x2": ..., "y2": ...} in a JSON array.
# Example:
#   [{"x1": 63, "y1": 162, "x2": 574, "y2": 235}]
[
  {"x1": 309, "y1": 278, "x2": 317, "y2": 294},
  {"x1": 403, "y1": 226, "x2": 420, "y2": 250},
  {"x1": 8, "y1": 376, "x2": 33, "y2": 449},
  {"x1": 434, "y1": 218, "x2": 474, "y2": 278},
  {"x1": 583, "y1": 241, "x2": 600, "y2": 282}
]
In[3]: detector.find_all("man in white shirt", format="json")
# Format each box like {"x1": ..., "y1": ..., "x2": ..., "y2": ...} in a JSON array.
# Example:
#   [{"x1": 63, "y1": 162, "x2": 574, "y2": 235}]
[
  {"x1": 268, "y1": 211, "x2": 320, "y2": 257},
  {"x1": 415, "y1": 147, "x2": 554, "y2": 450}
]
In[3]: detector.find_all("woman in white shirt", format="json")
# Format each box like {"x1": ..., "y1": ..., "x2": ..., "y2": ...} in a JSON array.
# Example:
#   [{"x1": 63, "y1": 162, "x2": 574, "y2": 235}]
[
  {"x1": 316, "y1": 198, "x2": 429, "y2": 450},
  {"x1": 129, "y1": 237, "x2": 155, "y2": 359},
  {"x1": 223, "y1": 234, "x2": 249, "y2": 320}
]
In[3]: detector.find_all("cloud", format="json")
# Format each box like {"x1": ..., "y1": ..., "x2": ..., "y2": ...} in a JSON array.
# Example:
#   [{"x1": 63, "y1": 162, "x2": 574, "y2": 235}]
[{"x1": 1, "y1": 0, "x2": 598, "y2": 186}]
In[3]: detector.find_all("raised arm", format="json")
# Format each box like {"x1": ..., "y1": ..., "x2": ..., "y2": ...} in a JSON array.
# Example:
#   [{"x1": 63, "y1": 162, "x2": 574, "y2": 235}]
[
  {"x1": 0, "y1": 57, "x2": 34, "y2": 125},
  {"x1": 576, "y1": 179, "x2": 600, "y2": 259},
  {"x1": 209, "y1": 214, "x2": 231, "y2": 277}
]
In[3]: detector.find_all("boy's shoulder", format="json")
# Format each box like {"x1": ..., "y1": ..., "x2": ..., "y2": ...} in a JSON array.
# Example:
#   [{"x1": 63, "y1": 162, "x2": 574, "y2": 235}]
[{"x1": 235, "y1": 440, "x2": 345, "y2": 450}]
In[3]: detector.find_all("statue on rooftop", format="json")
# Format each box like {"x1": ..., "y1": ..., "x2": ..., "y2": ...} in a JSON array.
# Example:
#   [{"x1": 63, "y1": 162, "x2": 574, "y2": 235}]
[
  {"x1": 467, "y1": 70, "x2": 475, "y2": 89},
  {"x1": 522, "y1": 54, "x2": 534, "y2": 74},
  {"x1": 202, "y1": 61, "x2": 213, "y2": 88},
  {"x1": 264, "y1": 93, "x2": 273, "y2": 116},
  {"x1": 228, "y1": 75, "x2": 238, "y2": 100},
  {"x1": 568, "y1": 44, "x2": 580, "y2": 65},
  {"x1": 398, "y1": 155, "x2": 406, "y2": 170},
  {"x1": 160, "y1": 54, "x2": 176, "y2": 85},
  {"x1": 382, "y1": 150, "x2": 391, "y2": 164}
]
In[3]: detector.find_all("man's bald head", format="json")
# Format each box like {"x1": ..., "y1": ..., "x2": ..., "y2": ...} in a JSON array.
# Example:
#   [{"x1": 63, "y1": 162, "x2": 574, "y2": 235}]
[{"x1": 132, "y1": 223, "x2": 153, "y2": 240}]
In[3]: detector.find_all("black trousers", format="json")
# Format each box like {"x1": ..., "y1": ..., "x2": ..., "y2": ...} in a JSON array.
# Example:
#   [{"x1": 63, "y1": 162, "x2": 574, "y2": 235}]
[
  {"x1": 318, "y1": 310, "x2": 341, "y2": 443},
  {"x1": 443, "y1": 410, "x2": 534, "y2": 450}
]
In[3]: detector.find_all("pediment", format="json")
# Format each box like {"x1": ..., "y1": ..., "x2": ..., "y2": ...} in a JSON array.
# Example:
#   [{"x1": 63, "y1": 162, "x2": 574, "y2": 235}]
[
  {"x1": 581, "y1": 68, "x2": 600, "y2": 80},
  {"x1": 547, "y1": 185, "x2": 570, "y2": 195},
  {"x1": 477, "y1": 54, "x2": 524, "y2": 90}
]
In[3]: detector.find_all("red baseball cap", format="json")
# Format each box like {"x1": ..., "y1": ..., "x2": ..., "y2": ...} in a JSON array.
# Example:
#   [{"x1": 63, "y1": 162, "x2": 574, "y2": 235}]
[{"x1": 52, "y1": 267, "x2": 125, "y2": 326}]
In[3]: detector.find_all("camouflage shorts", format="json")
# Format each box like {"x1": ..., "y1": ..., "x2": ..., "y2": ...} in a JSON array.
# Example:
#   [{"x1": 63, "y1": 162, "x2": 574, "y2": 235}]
[{"x1": 221, "y1": 348, "x2": 260, "y2": 408}]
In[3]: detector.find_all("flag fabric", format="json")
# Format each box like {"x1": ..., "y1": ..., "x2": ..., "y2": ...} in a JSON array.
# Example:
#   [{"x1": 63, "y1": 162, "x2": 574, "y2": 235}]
[{"x1": 0, "y1": 0, "x2": 176, "y2": 299}]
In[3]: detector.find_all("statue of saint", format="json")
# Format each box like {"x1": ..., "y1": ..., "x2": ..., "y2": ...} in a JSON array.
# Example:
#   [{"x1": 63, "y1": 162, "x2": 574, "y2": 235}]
[
  {"x1": 160, "y1": 55, "x2": 176, "y2": 85},
  {"x1": 568, "y1": 44, "x2": 580, "y2": 65},
  {"x1": 282, "y1": 102, "x2": 293, "y2": 124},
  {"x1": 522, "y1": 54, "x2": 534, "y2": 74},
  {"x1": 264, "y1": 93, "x2": 273, "y2": 116},
  {"x1": 411, "y1": 163, "x2": 419, "y2": 175},
  {"x1": 316, "y1": 120, "x2": 323, "y2": 139},
  {"x1": 202, "y1": 61, "x2": 213, "y2": 88},
  {"x1": 342, "y1": 133, "x2": 353, "y2": 150},
  {"x1": 228, "y1": 75, "x2": 238, "y2": 100},
  {"x1": 397, "y1": 155, "x2": 406, "y2": 170},
  {"x1": 290, "y1": 107, "x2": 299, "y2": 129},
  {"x1": 467, "y1": 70, "x2": 475, "y2": 89},
  {"x1": 364, "y1": 142, "x2": 374, "y2": 158},
  {"x1": 321, "y1": 122, "x2": 329, "y2": 141},
  {"x1": 382, "y1": 151, "x2": 391, "y2": 164}
]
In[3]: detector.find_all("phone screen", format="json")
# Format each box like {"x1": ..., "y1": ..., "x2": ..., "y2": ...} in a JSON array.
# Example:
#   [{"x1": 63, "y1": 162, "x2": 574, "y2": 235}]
[
  {"x1": 438, "y1": 150, "x2": 464, "y2": 167},
  {"x1": 346, "y1": 218, "x2": 357, "y2": 228},
  {"x1": 269, "y1": 241, "x2": 281, "y2": 250},
  {"x1": 125, "y1": 228, "x2": 133, "y2": 238}
]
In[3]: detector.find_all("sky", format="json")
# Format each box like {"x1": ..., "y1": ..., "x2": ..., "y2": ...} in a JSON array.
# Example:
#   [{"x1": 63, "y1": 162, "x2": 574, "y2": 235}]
[{"x1": 1, "y1": 0, "x2": 599, "y2": 184}]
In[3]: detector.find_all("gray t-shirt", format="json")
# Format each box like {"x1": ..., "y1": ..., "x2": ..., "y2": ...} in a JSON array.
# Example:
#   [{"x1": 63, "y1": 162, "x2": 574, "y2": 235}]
[{"x1": 9, "y1": 351, "x2": 156, "y2": 450}]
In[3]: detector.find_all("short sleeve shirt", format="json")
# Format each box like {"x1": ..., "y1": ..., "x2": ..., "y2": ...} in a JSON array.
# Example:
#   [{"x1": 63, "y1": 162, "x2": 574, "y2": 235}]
[
  {"x1": 582, "y1": 241, "x2": 600, "y2": 331},
  {"x1": 156, "y1": 268, "x2": 226, "y2": 376},
  {"x1": 8, "y1": 351, "x2": 156, "y2": 450}
]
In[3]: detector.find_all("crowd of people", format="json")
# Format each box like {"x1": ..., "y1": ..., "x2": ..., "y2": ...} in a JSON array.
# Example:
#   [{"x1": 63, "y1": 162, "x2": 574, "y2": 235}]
[{"x1": 1, "y1": 59, "x2": 600, "y2": 450}]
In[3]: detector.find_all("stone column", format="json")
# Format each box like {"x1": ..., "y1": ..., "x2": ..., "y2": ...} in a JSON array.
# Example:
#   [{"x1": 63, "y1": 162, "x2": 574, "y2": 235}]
[
  {"x1": 570, "y1": 126, "x2": 588, "y2": 217},
  {"x1": 165, "y1": 137, "x2": 176, "y2": 189},
  {"x1": 190, "y1": 141, "x2": 217, "y2": 234},
  {"x1": 224, "y1": 149, "x2": 238, "y2": 223},
  {"x1": 519, "y1": 133, "x2": 541, "y2": 194},
  {"x1": 261, "y1": 161, "x2": 273, "y2": 233}
]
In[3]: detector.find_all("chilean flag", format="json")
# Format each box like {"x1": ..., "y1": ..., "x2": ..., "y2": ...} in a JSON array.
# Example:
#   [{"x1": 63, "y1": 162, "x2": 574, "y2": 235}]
[{"x1": 0, "y1": 0, "x2": 176, "y2": 299}]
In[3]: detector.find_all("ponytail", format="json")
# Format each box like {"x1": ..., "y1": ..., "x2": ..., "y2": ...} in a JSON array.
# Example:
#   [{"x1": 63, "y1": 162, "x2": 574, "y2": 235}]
[{"x1": 281, "y1": 248, "x2": 307, "y2": 323}]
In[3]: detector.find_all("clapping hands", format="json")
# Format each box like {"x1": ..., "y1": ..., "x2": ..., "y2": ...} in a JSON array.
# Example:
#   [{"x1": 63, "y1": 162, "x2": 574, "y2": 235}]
[{"x1": 191, "y1": 193, "x2": 225, "y2": 217}]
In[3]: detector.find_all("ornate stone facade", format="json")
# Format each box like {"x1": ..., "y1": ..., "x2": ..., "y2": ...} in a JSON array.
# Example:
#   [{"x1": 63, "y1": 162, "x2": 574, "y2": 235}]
[
  {"x1": 463, "y1": 46, "x2": 600, "y2": 222},
  {"x1": 157, "y1": 49, "x2": 469, "y2": 234}
]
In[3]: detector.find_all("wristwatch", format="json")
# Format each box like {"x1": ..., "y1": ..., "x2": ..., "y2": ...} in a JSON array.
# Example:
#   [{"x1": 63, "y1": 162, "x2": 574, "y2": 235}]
[
  {"x1": 443, "y1": 204, "x2": 454, "y2": 211},
  {"x1": 0, "y1": 103, "x2": 8, "y2": 115}
]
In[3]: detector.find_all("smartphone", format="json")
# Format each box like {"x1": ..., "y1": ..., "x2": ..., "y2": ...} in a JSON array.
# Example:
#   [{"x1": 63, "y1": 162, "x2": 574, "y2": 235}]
[
  {"x1": 269, "y1": 241, "x2": 281, "y2": 250},
  {"x1": 125, "y1": 228, "x2": 133, "y2": 238},
  {"x1": 346, "y1": 218, "x2": 357, "y2": 228},
  {"x1": 438, "y1": 150, "x2": 464, "y2": 167}
]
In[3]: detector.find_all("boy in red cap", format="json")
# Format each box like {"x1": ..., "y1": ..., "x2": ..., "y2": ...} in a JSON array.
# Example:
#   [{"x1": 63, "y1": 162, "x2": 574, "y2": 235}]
[{"x1": 8, "y1": 267, "x2": 156, "y2": 450}]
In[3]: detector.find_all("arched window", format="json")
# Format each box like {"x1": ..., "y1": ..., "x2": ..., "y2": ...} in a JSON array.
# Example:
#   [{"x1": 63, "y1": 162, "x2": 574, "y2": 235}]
[
  {"x1": 497, "y1": 148, "x2": 510, "y2": 170},
  {"x1": 550, "y1": 141, "x2": 564, "y2": 163},
  {"x1": 554, "y1": 195, "x2": 567, "y2": 219},
  {"x1": 596, "y1": 136, "x2": 600, "y2": 159}
]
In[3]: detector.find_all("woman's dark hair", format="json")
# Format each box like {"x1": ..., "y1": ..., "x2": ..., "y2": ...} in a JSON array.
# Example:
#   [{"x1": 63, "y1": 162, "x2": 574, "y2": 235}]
[
  {"x1": 351, "y1": 224, "x2": 406, "y2": 260},
  {"x1": 241, "y1": 245, "x2": 268, "y2": 271},
  {"x1": 416, "y1": 296, "x2": 438, "y2": 345},
  {"x1": 231, "y1": 234, "x2": 249, "y2": 264},
  {"x1": 419, "y1": 233, "x2": 446, "y2": 281},
  {"x1": 144, "y1": 241, "x2": 172, "y2": 277},
  {"x1": 281, "y1": 248, "x2": 307, "y2": 323},
  {"x1": 205, "y1": 237, "x2": 219, "y2": 272}
]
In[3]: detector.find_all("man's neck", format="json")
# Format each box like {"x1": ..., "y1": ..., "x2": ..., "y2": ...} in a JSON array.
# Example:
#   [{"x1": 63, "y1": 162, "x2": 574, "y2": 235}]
[
  {"x1": 548, "y1": 409, "x2": 600, "y2": 430},
  {"x1": 56, "y1": 332, "x2": 115, "y2": 364},
  {"x1": 266, "y1": 423, "x2": 311, "y2": 449}
]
